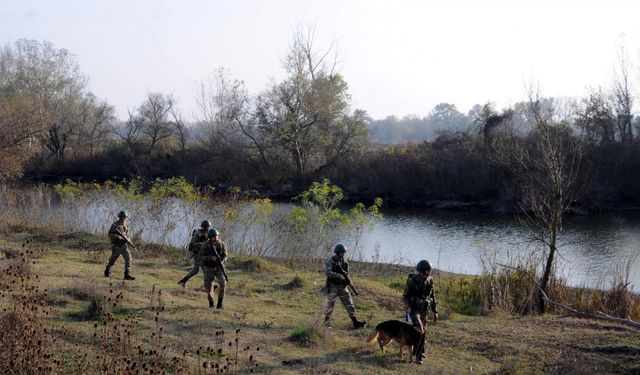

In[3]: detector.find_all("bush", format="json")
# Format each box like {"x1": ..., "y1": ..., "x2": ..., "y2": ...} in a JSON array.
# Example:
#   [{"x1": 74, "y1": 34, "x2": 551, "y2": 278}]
[
  {"x1": 282, "y1": 275, "x2": 305, "y2": 290},
  {"x1": 289, "y1": 325, "x2": 322, "y2": 347}
]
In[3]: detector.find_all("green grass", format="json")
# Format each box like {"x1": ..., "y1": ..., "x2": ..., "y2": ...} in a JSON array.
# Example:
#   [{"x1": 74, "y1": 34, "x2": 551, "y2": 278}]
[
  {"x1": 289, "y1": 324, "x2": 323, "y2": 346},
  {"x1": 1, "y1": 223, "x2": 639, "y2": 374}
]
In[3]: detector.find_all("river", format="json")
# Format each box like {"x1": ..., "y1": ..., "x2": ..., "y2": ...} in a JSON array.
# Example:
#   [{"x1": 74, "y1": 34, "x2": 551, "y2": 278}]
[
  {"x1": 55, "y1": 196, "x2": 640, "y2": 291},
  {"x1": 354, "y1": 208, "x2": 640, "y2": 290}
]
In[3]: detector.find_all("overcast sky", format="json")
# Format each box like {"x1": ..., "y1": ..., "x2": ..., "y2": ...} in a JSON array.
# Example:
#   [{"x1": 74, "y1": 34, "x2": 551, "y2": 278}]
[{"x1": 1, "y1": 0, "x2": 639, "y2": 120}]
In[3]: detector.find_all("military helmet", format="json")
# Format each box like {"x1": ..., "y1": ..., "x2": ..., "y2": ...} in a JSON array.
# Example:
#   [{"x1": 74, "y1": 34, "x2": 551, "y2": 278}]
[
  {"x1": 201, "y1": 220, "x2": 212, "y2": 229},
  {"x1": 118, "y1": 210, "x2": 128, "y2": 218},
  {"x1": 207, "y1": 228, "x2": 220, "y2": 238},
  {"x1": 416, "y1": 260, "x2": 432, "y2": 272},
  {"x1": 333, "y1": 244, "x2": 347, "y2": 254}
]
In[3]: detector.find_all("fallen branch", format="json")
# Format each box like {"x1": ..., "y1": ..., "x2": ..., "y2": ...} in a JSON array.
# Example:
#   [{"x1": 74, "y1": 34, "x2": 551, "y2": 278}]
[
  {"x1": 537, "y1": 286, "x2": 640, "y2": 330},
  {"x1": 595, "y1": 311, "x2": 640, "y2": 330},
  {"x1": 495, "y1": 263, "x2": 640, "y2": 331}
]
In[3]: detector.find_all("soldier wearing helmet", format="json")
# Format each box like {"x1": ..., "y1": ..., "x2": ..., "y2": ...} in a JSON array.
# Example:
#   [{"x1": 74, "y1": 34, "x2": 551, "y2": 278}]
[
  {"x1": 403, "y1": 259, "x2": 439, "y2": 364},
  {"x1": 323, "y1": 244, "x2": 366, "y2": 329},
  {"x1": 104, "y1": 210, "x2": 135, "y2": 280},
  {"x1": 198, "y1": 228, "x2": 227, "y2": 309},
  {"x1": 178, "y1": 220, "x2": 211, "y2": 288}
]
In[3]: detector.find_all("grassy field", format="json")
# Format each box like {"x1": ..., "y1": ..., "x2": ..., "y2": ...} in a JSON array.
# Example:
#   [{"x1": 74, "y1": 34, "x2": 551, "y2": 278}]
[{"x1": 1, "y1": 222, "x2": 639, "y2": 374}]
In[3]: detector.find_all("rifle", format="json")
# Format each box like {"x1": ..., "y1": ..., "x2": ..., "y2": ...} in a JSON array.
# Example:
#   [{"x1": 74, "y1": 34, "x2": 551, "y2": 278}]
[
  {"x1": 209, "y1": 243, "x2": 229, "y2": 282},
  {"x1": 336, "y1": 263, "x2": 359, "y2": 295},
  {"x1": 112, "y1": 228, "x2": 137, "y2": 250}
]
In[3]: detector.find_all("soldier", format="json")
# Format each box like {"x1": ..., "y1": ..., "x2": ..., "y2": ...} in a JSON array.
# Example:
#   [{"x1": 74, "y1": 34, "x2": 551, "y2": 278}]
[
  {"x1": 199, "y1": 228, "x2": 227, "y2": 309},
  {"x1": 324, "y1": 244, "x2": 366, "y2": 329},
  {"x1": 177, "y1": 220, "x2": 211, "y2": 287},
  {"x1": 104, "y1": 210, "x2": 135, "y2": 280},
  {"x1": 403, "y1": 260, "x2": 439, "y2": 365}
]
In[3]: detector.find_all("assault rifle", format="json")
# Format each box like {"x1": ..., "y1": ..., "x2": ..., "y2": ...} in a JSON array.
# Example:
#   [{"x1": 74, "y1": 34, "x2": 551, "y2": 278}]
[
  {"x1": 336, "y1": 263, "x2": 359, "y2": 295},
  {"x1": 112, "y1": 228, "x2": 137, "y2": 251},
  {"x1": 210, "y1": 243, "x2": 229, "y2": 282}
]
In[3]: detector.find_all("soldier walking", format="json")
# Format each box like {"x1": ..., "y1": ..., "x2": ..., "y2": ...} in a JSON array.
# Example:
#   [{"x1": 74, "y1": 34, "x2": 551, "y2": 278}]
[
  {"x1": 403, "y1": 260, "x2": 439, "y2": 365},
  {"x1": 324, "y1": 244, "x2": 366, "y2": 329},
  {"x1": 104, "y1": 210, "x2": 136, "y2": 280},
  {"x1": 199, "y1": 228, "x2": 227, "y2": 309},
  {"x1": 178, "y1": 220, "x2": 211, "y2": 287}
]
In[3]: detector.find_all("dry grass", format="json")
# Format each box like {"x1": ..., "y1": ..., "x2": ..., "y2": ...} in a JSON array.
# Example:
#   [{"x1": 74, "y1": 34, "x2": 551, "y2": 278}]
[{"x1": 0, "y1": 221, "x2": 639, "y2": 374}]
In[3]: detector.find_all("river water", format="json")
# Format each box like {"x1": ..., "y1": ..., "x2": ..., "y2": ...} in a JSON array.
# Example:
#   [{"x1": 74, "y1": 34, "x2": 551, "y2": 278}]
[
  {"x1": 55, "y1": 196, "x2": 640, "y2": 291},
  {"x1": 354, "y1": 208, "x2": 640, "y2": 291}
]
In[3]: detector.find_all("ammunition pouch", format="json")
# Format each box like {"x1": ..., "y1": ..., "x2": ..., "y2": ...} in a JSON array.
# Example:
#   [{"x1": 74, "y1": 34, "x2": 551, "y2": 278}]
[{"x1": 410, "y1": 299, "x2": 429, "y2": 312}]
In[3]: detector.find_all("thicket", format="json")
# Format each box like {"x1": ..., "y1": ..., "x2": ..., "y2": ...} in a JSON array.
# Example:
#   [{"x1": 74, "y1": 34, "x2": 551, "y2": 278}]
[
  {"x1": 2, "y1": 38, "x2": 640, "y2": 211},
  {"x1": 0, "y1": 178, "x2": 383, "y2": 269}
]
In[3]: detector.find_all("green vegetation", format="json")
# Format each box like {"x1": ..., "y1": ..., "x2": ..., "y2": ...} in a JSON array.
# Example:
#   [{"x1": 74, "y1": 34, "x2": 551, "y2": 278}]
[
  {"x1": 2, "y1": 37, "x2": 640, "y2": 213},
  {"x1": 289, "y1": 324, "x2": 323, "y2": 347},
  {"x1": 1, "y1": 223, "x2": 639, "y2": 374}
]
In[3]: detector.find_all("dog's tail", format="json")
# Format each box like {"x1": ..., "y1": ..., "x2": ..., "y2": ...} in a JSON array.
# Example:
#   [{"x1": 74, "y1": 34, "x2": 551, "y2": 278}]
[{"x1": 366, "y1": 329, "x2": 379, "y2": 345}]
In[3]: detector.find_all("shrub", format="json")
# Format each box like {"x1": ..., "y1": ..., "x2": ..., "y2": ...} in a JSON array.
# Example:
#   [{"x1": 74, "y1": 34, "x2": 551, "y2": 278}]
[
  {"x1": 289, "y1": 325, "x2": 322, "y2": 347},
  {"x1": 282, "y1": 275, "x2": 305, "y2": 290}
]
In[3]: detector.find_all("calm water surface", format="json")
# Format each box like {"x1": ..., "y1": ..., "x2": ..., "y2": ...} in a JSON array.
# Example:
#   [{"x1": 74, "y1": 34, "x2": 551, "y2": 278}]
[
  {"x1": 353, "y1": 208, "x2": 640, "y2": 290},
  {"x1": 58, "y1": 198, "x2": 640, "y2": 290}
]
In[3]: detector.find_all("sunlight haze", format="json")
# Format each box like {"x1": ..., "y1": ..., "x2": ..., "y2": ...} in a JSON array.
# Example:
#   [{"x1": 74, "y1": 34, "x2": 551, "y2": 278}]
[{"x1": 1, "y1": 0, "x2": 638, "y2": 120}]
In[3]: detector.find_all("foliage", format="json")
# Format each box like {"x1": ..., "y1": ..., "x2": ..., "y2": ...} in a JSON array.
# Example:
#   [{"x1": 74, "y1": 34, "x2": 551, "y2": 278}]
[
  {"x1": 278, "y1": 179, "x2": 383, "y2": 264},
  {"x1": 437, "y1": 275, "x2": 484, "y2": 316},
  {"x1": 288, "y1": 324, "x2": 322, "y2": 347},
  {"x1": 149, "y1": 177, "x2": 200, "y2": 201}
]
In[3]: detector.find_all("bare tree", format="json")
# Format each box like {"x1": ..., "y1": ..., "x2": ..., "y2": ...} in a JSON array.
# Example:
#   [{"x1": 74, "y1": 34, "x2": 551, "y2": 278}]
[
  {"x1": 170, "y1": 107, "x2": 189, "y2": 154},
  {"x1": 115, "y1": 92, "x2": 177, "y2": 154},
  {"x1": 611, "y1": 45, "x2": 634, "y2": 143},
  {"x1": 196, "y1": 68, "x2": 275, "y2": 179},
  {"x1": 255, "y1": 27, "x2": 366, "y2": 184},
  {"x1": 491, "y1": 89, "x2": 584, "y2": 314},
  {"x1": 114, "y1": 109, "x2": 142, "y2": 150},
  {"x1": 137, "y1": 92, "x2": 176, "y2": 153},
  {"x1": 79, "y1": 94, "x2": 116, "y2": 157},
  {"x1": 0, "y1": 94, "x2": 46, "y2": 179},
  {"x1": 0, "y1": 39, "x2": 89, "y2": 163}
]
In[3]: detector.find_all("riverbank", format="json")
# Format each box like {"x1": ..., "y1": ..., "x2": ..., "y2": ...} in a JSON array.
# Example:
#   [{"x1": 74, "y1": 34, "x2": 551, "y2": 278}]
[{"x1": 1, "y1": 222, "x2": 639, "y2": 374}]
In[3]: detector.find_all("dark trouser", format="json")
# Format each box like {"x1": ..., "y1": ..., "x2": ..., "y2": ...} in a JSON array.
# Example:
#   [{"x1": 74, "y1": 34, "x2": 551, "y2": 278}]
[
  {"x1": 409, "y1": 308, "x2": 428, "y2": 360},
  {"x1": 203, "y1": 267, "x2": 226, "y2": 306},
  {"x1": 324, "y1": 284, "x2": 356, "y2": 324},
  {"x1": 105, "y1": 244, "x2": 132, "y2": 275},
  {"x1": 181, "y1": 257, "x2": 204, "y2": 287}
]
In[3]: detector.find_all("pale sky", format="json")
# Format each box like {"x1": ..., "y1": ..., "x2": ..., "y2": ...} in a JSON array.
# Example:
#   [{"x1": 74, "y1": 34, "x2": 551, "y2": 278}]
[{"x1": 1, "y1": 0, "x2": 639, "y2": 120}]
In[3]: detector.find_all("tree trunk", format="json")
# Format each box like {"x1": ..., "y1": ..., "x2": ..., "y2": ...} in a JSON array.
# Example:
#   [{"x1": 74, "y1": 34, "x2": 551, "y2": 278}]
[{"x1": 538, "y1": 229, "x2": 557, "y2": 314}]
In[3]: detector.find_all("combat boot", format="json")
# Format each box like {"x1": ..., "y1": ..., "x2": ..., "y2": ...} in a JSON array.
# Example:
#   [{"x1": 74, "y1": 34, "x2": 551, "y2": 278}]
[
  {"x1": 209, "y1": 300, "x2": 214, "y2": 308},
  {"x1": 124, "y1": 273, "x2": 136, "y2": 281},
  {"x1": 216, "y1": 297, "x2": 224, "y2": 309},
  {"x1": 177, "y1": 278, "x2": 187, "y2": 287},
  {"x1": 351, "y1": 316, "x2": 366, "y2": 329},
  {"x1": 104, "y1": 268, "x2": 110, "y2": 277},
  {"x1": 415, "y1": 340, "x2": 425, "y2": 364}
]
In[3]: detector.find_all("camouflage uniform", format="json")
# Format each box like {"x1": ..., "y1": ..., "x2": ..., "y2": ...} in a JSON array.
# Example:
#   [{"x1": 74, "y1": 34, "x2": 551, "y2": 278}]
[
  {"x1": 105, "y1": 219, "x2": 133, "y2": 277},
  {"x1": 324, "y1": 255, "x2": 357, "y2": 324},
  {"x1": 403, "y1": 273, "x2": 438, "y2": 363},
  {"x1": 198, "y1": 239, "x2": 227, "y2": 308},
  {"x1": 178, "y1": 228, "x2": 208, "y2": 286}
]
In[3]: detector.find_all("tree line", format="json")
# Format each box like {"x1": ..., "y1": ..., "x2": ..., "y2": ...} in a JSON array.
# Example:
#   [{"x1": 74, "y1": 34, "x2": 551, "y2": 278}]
[{"x1": 1, "y1": 35, "x2": 639, "y2": 212}]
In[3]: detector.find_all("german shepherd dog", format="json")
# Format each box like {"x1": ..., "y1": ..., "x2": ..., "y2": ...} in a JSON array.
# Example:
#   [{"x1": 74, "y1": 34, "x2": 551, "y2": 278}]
[{"x1": 366, "y1": 320, "x2": 424, "y2": 360}]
